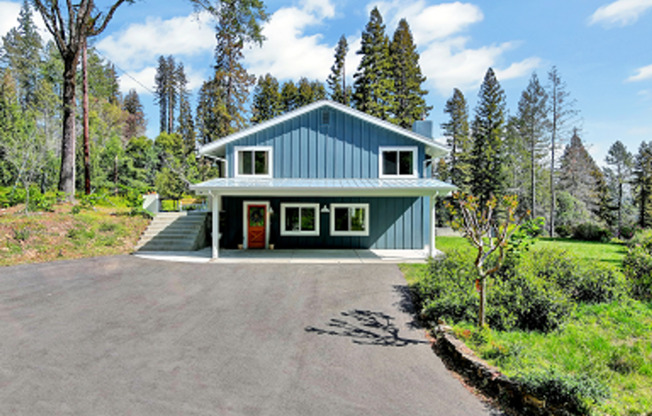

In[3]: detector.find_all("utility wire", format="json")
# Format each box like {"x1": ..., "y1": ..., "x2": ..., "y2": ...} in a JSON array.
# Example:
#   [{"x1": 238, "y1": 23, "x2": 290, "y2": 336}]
[{"x1": 94, "y1": 49, "x2": 156, "y2": 95}]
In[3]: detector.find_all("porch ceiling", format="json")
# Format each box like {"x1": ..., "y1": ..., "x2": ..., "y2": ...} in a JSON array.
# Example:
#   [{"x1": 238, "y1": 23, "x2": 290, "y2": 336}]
[{"x1": 190, "y1": 177, "x2": 456, "y2": 197}]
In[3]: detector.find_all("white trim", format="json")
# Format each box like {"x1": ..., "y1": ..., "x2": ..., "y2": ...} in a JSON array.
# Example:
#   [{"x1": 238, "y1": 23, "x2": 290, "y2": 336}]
[
  {"x1": 199, "y1": 100, "x2": 449, "y2": 158},
  {"x1": 234, "y1": 146, "x2": 273, "y2": 178},
  {"x1": 378, "y1": 146, "x2": 418, "y2": 178},
  {"x1": 211, "y1": 193, "x2": 220, "y2": 259},
  {"x1": 330, "y1": 203, "x2": 370, "y2": 237},
  {"x1": 280, "y1": 203, "x2": 320, "y2": 236},
  {"x1": 242, "y1": 201, "x2": 271, "y2": 249}
]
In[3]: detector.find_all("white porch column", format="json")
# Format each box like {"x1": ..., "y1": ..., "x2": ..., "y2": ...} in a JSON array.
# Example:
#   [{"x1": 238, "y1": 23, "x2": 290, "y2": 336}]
[
  {"x1": 429, "y1": 194, "x2": 436, "y2": 258},
  {"x1": 212, "y1": 192, "x2": 220, "y2": 259}
]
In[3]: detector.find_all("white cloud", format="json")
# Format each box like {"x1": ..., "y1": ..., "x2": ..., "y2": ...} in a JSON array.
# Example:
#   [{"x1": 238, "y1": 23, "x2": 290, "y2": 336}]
[
  {"x1": 96, "y1": 11, "x2": 215, "y2": 71},
  {"x1": 371, "y1": 0, "x2": 483, "y2": 44},
  {"x1": 0, "y1": 1, "x2": 49, "y2": 40},
  {"x1": 589, "y1": 0, "x2": 652, "y2": 27},
  {"x1": 0, "y1": 1, "x2": 21, "y2": 37},
  {"x1": 627, "y1": 64, "x2": 652, "y2": 82},
  {"x1": 243, "y1": 4, "x2": 335, "y2": 80}
]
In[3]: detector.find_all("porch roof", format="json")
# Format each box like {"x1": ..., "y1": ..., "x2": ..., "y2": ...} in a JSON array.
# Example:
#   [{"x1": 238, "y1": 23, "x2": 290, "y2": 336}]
[{"x1": 190, "y1": 177, "x2": 456, "y2": 197}]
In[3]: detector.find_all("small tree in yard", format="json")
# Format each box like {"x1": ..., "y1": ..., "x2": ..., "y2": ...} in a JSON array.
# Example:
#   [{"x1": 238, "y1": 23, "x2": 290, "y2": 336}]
[{"x1": 445, "y1": 192, "x2": 528, "y2": 327}]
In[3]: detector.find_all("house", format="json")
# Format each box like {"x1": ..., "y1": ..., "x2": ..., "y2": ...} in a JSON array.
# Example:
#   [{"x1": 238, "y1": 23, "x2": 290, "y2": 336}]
[{"x1": 190, "y1": 100, "x2": 456, "y2": 259}]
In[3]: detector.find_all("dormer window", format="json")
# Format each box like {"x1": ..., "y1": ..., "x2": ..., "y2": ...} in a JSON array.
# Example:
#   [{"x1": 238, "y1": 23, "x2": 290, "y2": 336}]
[
  {"x1": 235, "y1": 146, "x2": 272, "y2": 177},
  {"x1": 379, "y1": 146, "x2": 417, "y2": 178}
]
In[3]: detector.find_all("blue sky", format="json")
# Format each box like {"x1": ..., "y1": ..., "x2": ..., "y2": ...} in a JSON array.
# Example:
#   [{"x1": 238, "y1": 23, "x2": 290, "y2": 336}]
[{"x1": 1, "y1": 0, "x2": 651, "y2": 164}]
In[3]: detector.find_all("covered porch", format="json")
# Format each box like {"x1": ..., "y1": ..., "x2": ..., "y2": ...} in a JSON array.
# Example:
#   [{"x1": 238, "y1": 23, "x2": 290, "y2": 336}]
[{"x1": 189, "y1": 178, "x2": 456, "y2": 260}]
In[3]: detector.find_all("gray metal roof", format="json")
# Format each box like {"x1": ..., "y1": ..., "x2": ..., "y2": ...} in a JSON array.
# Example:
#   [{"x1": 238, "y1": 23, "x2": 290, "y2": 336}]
[
  {"x1": 199, "y1": 100, "x2": 450, "y2": 158},
  {"x1": 190, "y1": 177, "x2": 456, "y2": 197}
]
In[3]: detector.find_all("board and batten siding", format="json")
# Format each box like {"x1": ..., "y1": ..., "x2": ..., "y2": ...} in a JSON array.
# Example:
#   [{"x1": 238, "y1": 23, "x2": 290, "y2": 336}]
[
  {"x1": 226, "y1": 107, "x2": 426, "y2": 179},
  {"x1": 222, "y1": 196, "x2": 429, "y2": 250}
]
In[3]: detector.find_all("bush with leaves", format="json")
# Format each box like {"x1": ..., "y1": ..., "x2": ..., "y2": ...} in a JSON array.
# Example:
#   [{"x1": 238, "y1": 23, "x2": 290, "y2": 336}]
[
  {"x1": 623, "y1": 230, "x2": 652, "y2": 300},
  {"x1": 517, "y1": 368, "x2": 609, "y2": 415},
  {"x1": 572, "y1": 222, "x2": 611, "y2": 242}
]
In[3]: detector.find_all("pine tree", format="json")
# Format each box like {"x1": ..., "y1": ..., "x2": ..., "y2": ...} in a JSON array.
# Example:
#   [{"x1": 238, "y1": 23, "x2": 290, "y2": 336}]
[
  {"x1": 516, "y1": 72, "x2": 550, "y2": 217},
  {"x1": 280, "y1": 80, "x2": 298, "y2": 112},
  {"x1": 388, "y1": 18, "x2": 430, "y2": 129},
  {"x1": 0, "y1": 1, "x2": 43, "y2": 110},
  {"x1": 155, "y1": 55, "x2": 178, "y2": 134},
  {"x1": 251, "y1": 73, "x2": 281, "y2": 123},
  {"x1": 605, "y1": 141, "x2": 633, "y2": 234},
  {"x1": 633, "y1": 141, "x2": 652, "y2": 228},
  {"x1": 176, "y1": 64, "x2": 196, "y2": 156},
  {"x1": 194, "y1": 0, "x2": 267, "y2": 136},
  {"x1": 327, "y1": 35, "x2": 349, "y2": 105},
  {"x1": 558, "y1": 130, "x2": 603, "y2": 218},
  {"x1": 122, "y1": 89, "x2": 146, "y2": 141},
  {"x1": 196, "y1": 76, "x2": 228, "y2": 145},
  {"x1": 441, "y1": 88, "x2": 471, "y2": 191},
  {"x1": 352, "y1": 7, "x2": 394, "y2": 120},
  {"x1": 547, "y1": 66, "x2": 578, "y2": 235},
  {"x1": 469, "y1": 68, "x2": 506, "y2": 204}
]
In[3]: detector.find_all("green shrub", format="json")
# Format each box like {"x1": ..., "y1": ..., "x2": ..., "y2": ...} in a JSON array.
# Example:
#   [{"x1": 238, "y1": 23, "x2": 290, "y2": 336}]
[
  {"x1": 517, "y1": 368, "x2": 609, "y2": 415},
  {"x1": 556, "y1": 224, "x2": 573, "y2": 238},
  {"x1": 623, "y1": 231, "x2": 652, "y2": 300},
  {"x1": 572, "y1": 222, "x2": 611, "y2": 243},
  {"x1": 618, "y1": 225, "x2": 636, "y2": 240},
  {"x1": 571, "y1": 264, "x2": 626, "y2": 304}
]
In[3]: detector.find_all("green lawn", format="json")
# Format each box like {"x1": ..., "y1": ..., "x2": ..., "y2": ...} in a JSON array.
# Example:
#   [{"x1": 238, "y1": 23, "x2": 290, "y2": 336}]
[{"x1": 435, "y1": 236, "x2": 627, "y2": 266}]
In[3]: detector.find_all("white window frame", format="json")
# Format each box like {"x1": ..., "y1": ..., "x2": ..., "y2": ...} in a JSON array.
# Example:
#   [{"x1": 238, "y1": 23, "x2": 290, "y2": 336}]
[
  {"x1": 330, "y1": 203, "x2": 370, "y2": 237},
  {"x1": 234, "y1": 146, "x2": 273, "y2": 178},
  {"x1": 280, "y1": 203, "x2": 320, "y2": 236},
  {"x1": 378, "y1": 146, "x2": 418, "y2": 178}
]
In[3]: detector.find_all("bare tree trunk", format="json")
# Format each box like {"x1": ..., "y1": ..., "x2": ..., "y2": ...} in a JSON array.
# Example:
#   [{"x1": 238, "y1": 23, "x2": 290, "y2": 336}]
[
  {"x1": 478, "y1": 277, "x2": 486, "y2": 327},
  {"x1": 83, "y1": 37, "x2": 91, "y2": 195},
  {"x1": 58, "y1": 57, "x2": 77, "y2": 201}
]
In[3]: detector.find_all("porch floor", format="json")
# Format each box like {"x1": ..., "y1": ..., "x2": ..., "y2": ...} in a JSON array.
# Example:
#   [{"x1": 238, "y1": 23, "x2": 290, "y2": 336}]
[{"x1": 134, "y1": 248, "x2": 438, "y2": 264}]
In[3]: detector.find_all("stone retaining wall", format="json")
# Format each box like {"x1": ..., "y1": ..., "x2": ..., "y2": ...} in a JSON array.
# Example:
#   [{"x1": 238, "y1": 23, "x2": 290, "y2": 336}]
[{"x1": 432, "y1": 325, "x2": 568, "y2": 416}]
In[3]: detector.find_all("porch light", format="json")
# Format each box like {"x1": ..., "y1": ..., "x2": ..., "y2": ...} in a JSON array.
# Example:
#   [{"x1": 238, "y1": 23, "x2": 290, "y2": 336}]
[{"x1": 321, "y1": 205, "x2": 330, "y2": 213}]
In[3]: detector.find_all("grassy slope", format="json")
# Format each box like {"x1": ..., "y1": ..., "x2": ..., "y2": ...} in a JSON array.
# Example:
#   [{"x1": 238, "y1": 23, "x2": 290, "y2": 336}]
[
  {"x1": 0, "y1": 204, "x2": 150, "y2": 266},
  {"x1": 403, "y1": 236, "x2": 651, "y2": 415}
]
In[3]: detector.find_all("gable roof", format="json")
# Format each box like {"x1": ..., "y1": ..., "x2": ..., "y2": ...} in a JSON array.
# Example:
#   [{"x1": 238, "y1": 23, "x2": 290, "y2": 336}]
[{"x1": 198, "y1": 100, "x2": 450, "y2": 157}]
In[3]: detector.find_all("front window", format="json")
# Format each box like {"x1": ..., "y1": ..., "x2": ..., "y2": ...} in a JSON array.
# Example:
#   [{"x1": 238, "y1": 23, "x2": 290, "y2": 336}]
[
  {"x1": 280, "y1": 203, "x2": 319, "y2": 236},
  {"x1": 235, "y1": 147, "x2": 272, "y2": 177},
  {"x1": 330, "y1": 203, "x2": 369, "y2": 236},
  {"x1": 379, "y1": 147, "x2": 417, "y2": 178}
]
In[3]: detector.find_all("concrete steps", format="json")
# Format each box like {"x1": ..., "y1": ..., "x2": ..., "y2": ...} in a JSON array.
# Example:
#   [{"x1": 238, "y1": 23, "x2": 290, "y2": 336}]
[{"x1": 136, "y1": 212, "x2": 208, "y2": 252}]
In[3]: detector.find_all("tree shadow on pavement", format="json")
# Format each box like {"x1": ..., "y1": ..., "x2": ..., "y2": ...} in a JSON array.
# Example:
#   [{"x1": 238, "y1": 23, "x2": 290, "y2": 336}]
[{"x1": 305, "y1": 309, "x2": 427, "y2": 347}]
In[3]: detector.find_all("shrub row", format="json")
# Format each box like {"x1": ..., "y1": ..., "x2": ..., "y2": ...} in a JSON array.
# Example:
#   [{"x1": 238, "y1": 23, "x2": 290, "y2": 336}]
[
  {"x1": 411, "y1": 248, "x2": 626, "y2": 333},
  {"x1": 623, "y1": 230, "x2": 652, "y2": 301}
]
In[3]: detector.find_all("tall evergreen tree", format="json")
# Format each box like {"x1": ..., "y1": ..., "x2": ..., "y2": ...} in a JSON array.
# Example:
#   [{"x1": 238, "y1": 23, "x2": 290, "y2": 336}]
[
  {"x1": 469, "y1": 68, "x2": 506, "y2": 204},
  {"x1": 280, "y1": 80, "x2": 298, "y2": 113},
  {"x1": 547, "y1": 66, "x2": 578, "y2": 235},
  {"x1": 31, "y1": 0, "x2": 136, "y2": 200},
  {"x1": 122, "y1": 89, "x2": 146, "y2": 140},
  {"x1": 441, "y1": 88, "x2": 471, "y2": 191},
  {"x1": 516, "y1": 72, "x2": 550, "y2": 217},
  {"x1": 176, "y1": 64, "x2": 196, "y2": 156},
  {"x1": 251, "y1": 73, "x2": 281, "y2": 123},
  {"x1": 352, "y1": 7, "x2": 394, "y2": 119},
  {"x1": 296, "y1": 78, "x2": 326, "y2": 107},
  {"x1": 388, "y1": 18, "x2": 430, "y2": 128},
  {"x1": 196, "y1": 76, "x2": 227, "y2": 145},
  {"x1": 327, "y1": 35, "x2": 349, "y2": 105},
  {"x1": 192, "y1": 0, "x2": 267, "y2": 136},
  {"x1": 0, "y1": 1, "x2": 43, "y2": 110},
  {"x1": 558, "y1": 130, "x2": 603, "y2": 218},
  {"x1": 605, "y1": 141, "x2": 633, "y2": 234},
  {"x1": 155, "y1": 55, "x2": 178, "y2": 134},
  {"x1": 633, "y1": 141, "x2": 652, "y2": 228}
]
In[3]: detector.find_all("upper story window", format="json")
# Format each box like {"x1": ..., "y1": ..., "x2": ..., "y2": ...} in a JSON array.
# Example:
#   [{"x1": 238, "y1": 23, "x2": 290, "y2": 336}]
[
  {"x1": 379, "y1": 146, "x2": 418, "y2": 178},
  {"x1": 235, "y1": 146, "x2": 272, "y2": 177}
]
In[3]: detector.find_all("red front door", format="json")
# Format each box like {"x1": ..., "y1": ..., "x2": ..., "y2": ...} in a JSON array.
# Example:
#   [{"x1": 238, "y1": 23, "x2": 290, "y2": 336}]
[{"x1": 247, "y1": 205, "x2": 266, "y2": 249}]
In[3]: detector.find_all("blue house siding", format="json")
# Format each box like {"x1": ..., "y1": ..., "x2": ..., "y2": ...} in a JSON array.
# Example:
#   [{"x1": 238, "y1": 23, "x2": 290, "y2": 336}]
[
  {"x1": 221, "y1": 196, "x2": 429, "y2": 250},
  {"x1": 226, "y1": 107, "x2": 426, "y2": 179}
]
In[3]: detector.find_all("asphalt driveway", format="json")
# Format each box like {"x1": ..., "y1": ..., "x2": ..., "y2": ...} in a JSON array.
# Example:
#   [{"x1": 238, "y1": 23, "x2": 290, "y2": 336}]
[{"x1": 1, "y1": 256, "x2": 498, "y2": 415}]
